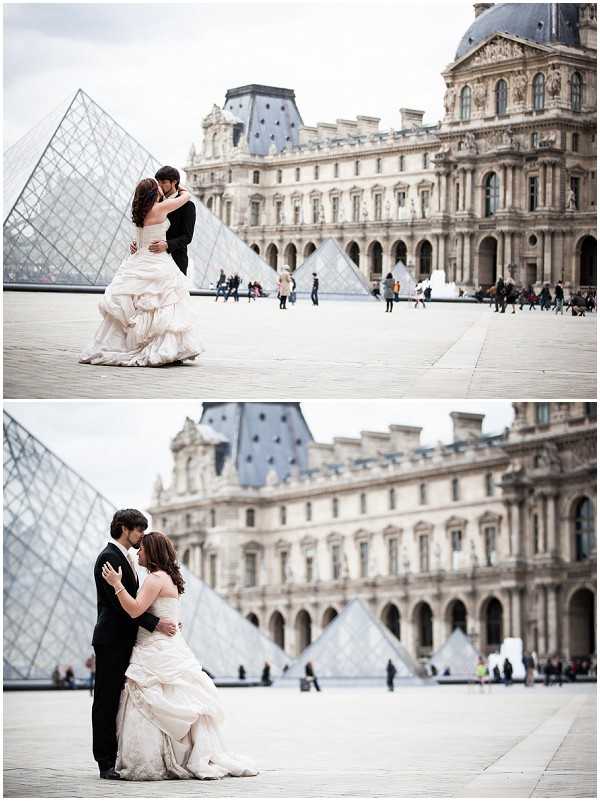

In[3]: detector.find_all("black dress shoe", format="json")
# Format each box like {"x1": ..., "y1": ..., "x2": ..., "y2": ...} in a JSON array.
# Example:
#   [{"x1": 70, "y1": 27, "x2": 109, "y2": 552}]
[{"x1": 99, "y1": 767, "x2": 121, "y2": 780}]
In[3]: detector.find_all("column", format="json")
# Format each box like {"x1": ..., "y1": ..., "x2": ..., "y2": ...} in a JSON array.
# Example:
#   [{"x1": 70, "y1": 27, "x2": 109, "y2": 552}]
[
  {"x1": 463, "y1": 233, "x2": 471, "y2": 284},
  {"x1": 433, "y1": 602, "x2": 445, "y2": 652},
  {"x1": 436, "y1": 175, "x2": 442, "y2": 212},
  {"x1": 546, "y1": 494, "x2": 557, "y2": 556},
  {"x1": 465, "y1": 170, "x2": 473, "y2": 212},
  {"x1": 462, "y1": 170, "x2": 467, "y2": 211},
  {"x1": 505, "y1": 231, "x2": 513, "y2": 276},
  {"x1": 457, "y1": 233, "x2": 464, "y2": 282},
  {"x1": 438, "y1": 234, "x2": 446, "y2": 275},
  {"x1": 497, "y1": 231, "x2": 505, "y2": 278},
  {"x1": 537, "y1": 585, "x2": 548, "y2": 656},
  {"x1": 543, "y1": 231, "x2": 553, "y2": 283},
  {"x1": 501, "y1": 165, "x2": 507, "y2": 209},
  {"x1": 546, "y1": 163, "x2": 554, "y2": 209},
  {"x1": 441, "y1": 173, "x2": 448, "y2": 213},
  {"x1": 553, "y1": 231, "x2": 563, "y2": 283},
  {"x1": 512, "y1": 588, "x2": 522, "y2": 640},
  {"x1": 506, "y1": 166, "x2": 514, "y2": 209},
  {"x1": 547, "y1": 585, "x2": 558, "y2": 654},
  {"x1": 540, "y1": 163, "x2": 547, "y2": 208},
  {"x1": 456, "y1": 173, "x2": 462, "y2": 212}
]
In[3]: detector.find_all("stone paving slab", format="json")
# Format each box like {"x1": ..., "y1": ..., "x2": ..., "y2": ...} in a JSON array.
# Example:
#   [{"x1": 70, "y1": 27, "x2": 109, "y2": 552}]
[
  {"x1": 3, "y1": 293, "x2": 596, "y2": 399},
  {"x1": 3, "y1": 684, "x2": 595, "y2": 797}
]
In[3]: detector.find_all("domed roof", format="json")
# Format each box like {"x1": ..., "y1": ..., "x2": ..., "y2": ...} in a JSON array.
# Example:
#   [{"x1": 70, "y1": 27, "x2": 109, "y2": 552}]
[{"x1": 456, "y1": 3, "x2": 580, "y2": 60}]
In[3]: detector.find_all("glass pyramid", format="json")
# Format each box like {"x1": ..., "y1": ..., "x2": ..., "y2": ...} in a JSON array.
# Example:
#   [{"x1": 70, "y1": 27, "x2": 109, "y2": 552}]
[
  {"x1": 391, "y1": 259, "x2": 416, "y2": 297},
  {"x1": 276, "y1": 598, "x2": 422, "y2": 686},
  {"x1": 3, "y1": 88, "x2": 276, "y2": 291},
  {"x1": 292, "y1": 238, "x2": 375, "y2": 300},
  {"x1": 429, "y1": 627, "x2": 481, "y2": 678},
  {"x1": 3, "y1": 410, "x2": 288, "y2": 682}
]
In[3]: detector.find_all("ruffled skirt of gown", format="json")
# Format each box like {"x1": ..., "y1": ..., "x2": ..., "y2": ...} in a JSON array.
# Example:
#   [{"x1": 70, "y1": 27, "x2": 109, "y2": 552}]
[
  {"x1": 79, "y1": 251, "x2": 203, "y2": 367},
  {"x1": 115, "y1": 629, "x2": 257, "y2": 781}
]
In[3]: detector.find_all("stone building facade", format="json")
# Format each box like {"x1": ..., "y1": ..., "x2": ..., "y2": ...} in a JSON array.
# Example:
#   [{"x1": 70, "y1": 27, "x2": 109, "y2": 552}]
[
  {"x1": 149, "y1": 402, "x2": 596, "y2": 665},
  {"x1": 185, "y1": 3, "x2": 597, "y2": 290}
]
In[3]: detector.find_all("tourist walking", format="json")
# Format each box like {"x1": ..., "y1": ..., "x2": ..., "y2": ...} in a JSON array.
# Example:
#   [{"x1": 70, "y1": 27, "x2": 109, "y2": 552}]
[
  {"x1": 414, "y1": 280, "x2": 426, "y2": 309},
  {"x1": 505, "y1": 280, "x2": 518, "y2": 314},
  {"x1": 554, "y1": 281, "x2": 565, "y2": 314},
  {"x1": 393, "y1": 279, "x2": 400, "y2": 303},
  {"x1": 261, "y1": 662, "x2": 272, "y2": 687},
  {"x1": 503, "y1": 657, "x2": 513, "y2": 686},
  {"x1": 522, "y1": 652, "x2": 535, "y2": 687},
  {"x1": 383, "y1": 272, "x2": 395, "y2": 312},
  {"x1": 424, "y1": 284, "x2": 432, "y2": 304},
  {"x1": 311, "y1": 272, "x2": 319, "y2": 306},
  {"x1": 305, "y1": 661, "x2": 321, "y2": 692},
  {"x1": 386, "y1": 659, "x2": 397, "y2": 691},
  {"x1": 215, "y1": 269, "x2": 227, "y2": 301},
  {"x1": 494, "y1": 277, "x2": 506, "y2": 313},
  {"x1": 289, "y1": 274, "x2": 297, "y2": 305},
  {"x1": 86, "y1": 653, "x2": 96, "y2": 696},
  {"x1": 278, "y1": 267, "x2": 293, "y2": 309},
  {"x1": 539, "y1": 283, "x2": 552, "y2": 311},
  {"x1": 475, "y1": 657, "x2": 488, "y2": 692},
  {"x1": 238, "y1": 665, "x2": 246, "y2": 680}
]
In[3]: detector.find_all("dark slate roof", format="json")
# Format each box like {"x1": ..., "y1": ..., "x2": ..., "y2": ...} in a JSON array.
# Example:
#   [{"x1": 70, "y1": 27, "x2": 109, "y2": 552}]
[
  {"x1": 456, "y1": 3, "x2": 581, "y2": 59},
  {"x1": 223, "y1": 84, "x2": 303, "y2": 156},
  {"x1": 200, "y1": 402, "x2": 313, "y2": 487}
]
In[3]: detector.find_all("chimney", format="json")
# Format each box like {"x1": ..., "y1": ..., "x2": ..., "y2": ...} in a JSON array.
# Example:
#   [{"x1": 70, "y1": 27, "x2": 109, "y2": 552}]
[
  {"x1": 450, "y1": 412, "x2": 485, "y2": 442},
  {"x1": 399, "y1": 108, "x2": 425, "y2": 129},
  {"x1": 388, "y1": 424, "x2": 422, "y2": 452},
  {"x1": 359, "y1": 430, "x2": 391, "y2": 457},
  {"x1": 307, "y1": 441, "x2": 334, "y2": 470},
  {"x1": 474, "y1": 3, "x2": 493, "y2": 18}
]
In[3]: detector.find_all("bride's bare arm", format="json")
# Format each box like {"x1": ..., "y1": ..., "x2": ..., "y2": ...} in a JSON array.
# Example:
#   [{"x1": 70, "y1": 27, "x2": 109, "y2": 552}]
[
  {"x1": 101, "y1": 562, "x2": 163, "y2": 618},
  {"x1": 159, "y1": 188, "x2": 191, "y2": 214}
]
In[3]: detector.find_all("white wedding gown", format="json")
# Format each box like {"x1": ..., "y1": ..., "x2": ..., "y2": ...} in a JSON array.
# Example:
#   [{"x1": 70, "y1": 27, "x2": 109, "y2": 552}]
[
  {"x1": 80, "y1": 221, "x2": 203, "y2": 367},
  {"x1": 115, "y1": 596, "x2": 257, "y2": 781}
]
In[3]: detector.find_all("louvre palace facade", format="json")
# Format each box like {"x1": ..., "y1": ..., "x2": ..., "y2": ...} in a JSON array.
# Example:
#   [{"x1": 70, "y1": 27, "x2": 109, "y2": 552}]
[
  {"x1": 149, "y1": 402, "x2": 596, "y2": 665},
  {"x1": 185, "y1": 3, "x2": 597, "y2": 291}
]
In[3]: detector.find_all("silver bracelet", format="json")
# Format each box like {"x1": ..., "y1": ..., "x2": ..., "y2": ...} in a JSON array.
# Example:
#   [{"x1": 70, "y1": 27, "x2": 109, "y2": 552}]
[{"x1": 115, "y1": 586, "x2": 125, "y2": 596}]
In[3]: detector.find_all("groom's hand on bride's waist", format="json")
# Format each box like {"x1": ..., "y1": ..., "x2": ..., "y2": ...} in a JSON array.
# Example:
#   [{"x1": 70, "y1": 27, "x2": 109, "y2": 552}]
[
  {"x1": 156, "y1": 618, "x2": 177, "y2": 636},
  {"x1": 129, "y1": 241, "x2": 137, "y2": 255},
  {"x1": 149, "y1": 240, "x2": 168, "y2": 253}
]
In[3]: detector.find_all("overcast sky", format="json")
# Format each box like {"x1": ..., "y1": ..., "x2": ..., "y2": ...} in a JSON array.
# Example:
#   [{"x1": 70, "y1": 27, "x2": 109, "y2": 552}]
[
  {"x1": 5, "y1": 401, "x2": 513, "y2": 510},
  {"x1": 4, "y1": 2, "x2": 475, "y2": 170}
]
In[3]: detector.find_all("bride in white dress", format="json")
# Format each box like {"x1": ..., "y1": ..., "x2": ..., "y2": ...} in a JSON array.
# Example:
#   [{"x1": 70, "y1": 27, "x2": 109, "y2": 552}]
[
  {"x1": 101, "y1": 531, "x2": 257, "y2": 781},
  {"x1": 80, "y1": 179, "x2": 203, "y2": 367}
]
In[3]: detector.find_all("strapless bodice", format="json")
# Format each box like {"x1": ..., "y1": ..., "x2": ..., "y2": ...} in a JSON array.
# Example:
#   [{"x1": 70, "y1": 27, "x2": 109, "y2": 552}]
[
  {"x1": 135, "y1": 220, "x2": 170, "y2": 252},
  {"x1": 136, "y1": 595, "x2": 180, "y2": 644}
]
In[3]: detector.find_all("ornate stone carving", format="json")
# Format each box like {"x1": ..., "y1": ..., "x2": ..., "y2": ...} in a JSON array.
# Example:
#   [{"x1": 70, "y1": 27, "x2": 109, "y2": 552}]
[
  {"x1": 547, "y1": 66, "x2": 562, "y2": 98},
  {"x1": 512, "y1": 72, "x2": 528, "y2": 102},
  {"x1": 463, "y1": 132, "x2": 478, "y2": 154},
  {"x1": 471, "y1": 38, "x2": 524, "y2": 66},
  {"x1": 443, "y1": 85, "x2": 457, "y2": 114},
  {"x1": 473, "y1": 81, "x2": 488, "y2": 109}
]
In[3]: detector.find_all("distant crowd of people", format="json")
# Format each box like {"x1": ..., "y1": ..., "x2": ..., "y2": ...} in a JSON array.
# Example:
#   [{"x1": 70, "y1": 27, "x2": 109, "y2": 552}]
[
  {"x1": 471, "y1": 651, "x2": 596, "y2": 690},
  {"x1": 475, "y1": 278, "x2": 596, "y2": 316},
  {"x1": 214, "y1": 269, "x2": 266, "y2": 302}
]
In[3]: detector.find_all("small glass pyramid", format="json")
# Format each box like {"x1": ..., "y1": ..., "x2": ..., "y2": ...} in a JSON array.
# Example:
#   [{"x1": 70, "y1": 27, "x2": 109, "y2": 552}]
[
  {"x1": 3, "y1": 410, "x2": 288, "y2": 682},
  {"x1": 429, "y1": 627, "x2": 481, "y2": 678},
  {"x1": 292, "y1": 238, "x2": 375, "y2": 300},
  {"x1": 3, "y1": 88, "x2": 276, "y2": 291},
  {"x1": 391, "y1": 259, "x2": 417, "y2": 297},
  {"x1": 277, "y1": 598, "x2": 423, "y2": 686}
]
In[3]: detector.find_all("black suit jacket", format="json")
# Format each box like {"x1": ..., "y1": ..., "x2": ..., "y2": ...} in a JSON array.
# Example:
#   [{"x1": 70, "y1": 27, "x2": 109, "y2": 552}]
[
  {"x1": 92, "y1": 543, "x2": 159, "y2": 648},
  {"x1": 166, "y1": 197, "x2": 196, "y2": 276}
]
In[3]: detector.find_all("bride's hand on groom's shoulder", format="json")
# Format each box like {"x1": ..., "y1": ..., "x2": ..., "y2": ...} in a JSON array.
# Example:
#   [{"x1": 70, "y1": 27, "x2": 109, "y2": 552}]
[{"x1": 101, "y1": 561, "x2": 122, "y2": 587}]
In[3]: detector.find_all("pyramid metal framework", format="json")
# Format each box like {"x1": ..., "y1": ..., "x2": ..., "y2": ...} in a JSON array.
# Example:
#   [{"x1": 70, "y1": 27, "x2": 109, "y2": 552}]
[
  {"x1": 429, "y1": 627, "x2": 481, "y2": 678},
  {"x1": 292, "y1": 238, "x2": 375, "y2": 300},
  {"x1": 200, "y1": 402, "x2": 313, "y2": 487},
  {"x1": 3, "y1": 411, "x2": 288, "y2": 682},
  {"x1": 391, "y1": 259, "x2": 417, "y2": 298},
  {"x1": 3, "y1": 89, "x2": 276, "y2": 291},
  {"x1": 277, "y1": 598, "x2": 422, "y2": 686}
]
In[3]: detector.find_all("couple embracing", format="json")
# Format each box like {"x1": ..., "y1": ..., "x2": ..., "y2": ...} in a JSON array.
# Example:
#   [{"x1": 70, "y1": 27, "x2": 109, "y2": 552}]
[
  {"x1": 92, "y1": 508, "x2": 257, "y2": 781},
  {"x1": 80, "y1": 166, "x2": 204, "y2": 367}
]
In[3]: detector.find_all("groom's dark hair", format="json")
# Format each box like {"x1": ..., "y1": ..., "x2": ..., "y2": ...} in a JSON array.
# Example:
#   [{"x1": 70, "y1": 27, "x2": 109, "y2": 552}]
[
  {"x1": 155, "y1": 165, "x2": 180, "y2": 189},
  {"x1": 110, "y1": 509, "x2": 148, "y2": 539}
]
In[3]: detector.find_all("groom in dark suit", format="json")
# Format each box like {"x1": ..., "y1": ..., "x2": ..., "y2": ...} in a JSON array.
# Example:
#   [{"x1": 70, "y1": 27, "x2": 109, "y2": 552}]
[
  {"x1": 92, "y1": 509, "x2": 177, "y2": 779},
  {"x1": 130, "y1": 165, "x2": 196, "y2": 275}
]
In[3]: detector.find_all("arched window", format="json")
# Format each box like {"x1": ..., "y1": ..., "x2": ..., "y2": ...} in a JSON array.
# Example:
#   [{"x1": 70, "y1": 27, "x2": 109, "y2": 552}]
[
  {"x1": 332, "y1": 497, "x2": 339, "y2": 518},
  {"x1": 571, "y1": 71, "x2": 583, "y2": 112},
  {"x1": 575, "y1": 498, "x2": 595, "y2": 561},
  {"x1": 211, "y1": 132, "x2": 218, "y2": 157},
  {"x1": 495, "y1": 79, "x2": 508, "y2": 115},
  {"x1": 485, "y1": 598, "x2": 503, "y2": 647},
  {"x1": 185, "y1": 457, "x2": 194, "y2": 492},
  {"x1": 460, "y1": 86, "x2": 471, "y2": 120},
  {"x1": 484, "y1": 172, "x2": 500, "y2": 217},
  {"x1": 533, "y1": 73, "x2": 545, "y2": 111},
  {"x1": 252, "y1": 170, "x2": 260, "y2": 185},
  {"x1": 389, "y1": 487, "x2": 396, "y2": 510},
  {"x1": 245, "y1": 508, "x2": 255, "y2": 527}
]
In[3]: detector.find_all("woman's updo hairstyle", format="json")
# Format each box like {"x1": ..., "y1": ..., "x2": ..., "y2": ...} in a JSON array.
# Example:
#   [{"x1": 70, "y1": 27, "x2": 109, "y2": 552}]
[{"x1": 132, "y1": 178, "x2": 159, "y2": 227}]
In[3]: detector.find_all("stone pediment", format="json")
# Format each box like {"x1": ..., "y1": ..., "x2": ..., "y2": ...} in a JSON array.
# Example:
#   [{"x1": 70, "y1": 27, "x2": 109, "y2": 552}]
[
  {"x1": 450, "y1": 33, "x2": 552, "y2": 73},
  {"x1": 202, "y1": 104, "x2": 243, "y2": 129}
]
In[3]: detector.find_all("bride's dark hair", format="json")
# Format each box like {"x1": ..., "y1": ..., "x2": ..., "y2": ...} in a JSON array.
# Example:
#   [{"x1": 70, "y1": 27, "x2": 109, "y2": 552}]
[
  {"x1": 131, "y1": 178, "x2": 159, "y2": 227},
  {"x1": 142, "y1": 531, "x2": 185, "y2": 595}
]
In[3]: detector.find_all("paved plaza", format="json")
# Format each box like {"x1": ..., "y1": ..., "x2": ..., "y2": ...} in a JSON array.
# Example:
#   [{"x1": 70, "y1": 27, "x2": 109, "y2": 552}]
[
  {"x1": 3, "y1": 684, "x2": 596, "y2": 797},
  {"x1": 3, "y1": 292, "x2": 596, "y2": 399}
]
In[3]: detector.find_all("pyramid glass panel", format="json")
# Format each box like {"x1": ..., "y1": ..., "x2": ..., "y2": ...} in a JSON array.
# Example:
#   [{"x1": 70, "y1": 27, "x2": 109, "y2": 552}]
[
  {"x1": 4, "y1": 89, "x2": 275, "y2": 290},
  {"x1": 292, "y1": 238, "x2": 374, "y2": 300},
  {"x1": 392, "y1": 259, "x2": 417, "y2": 297},
  {"x1": 3, "y1": 411, "x2": 288, "y2": 683},
  {"x1": 429, "y1": 627, "x2": 481, "y2": 678},
  {"x1": 277, "y1": 598, "x2": 422, "y2": 686}
]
